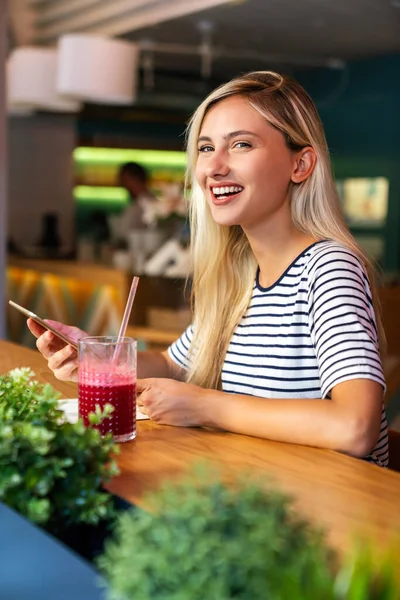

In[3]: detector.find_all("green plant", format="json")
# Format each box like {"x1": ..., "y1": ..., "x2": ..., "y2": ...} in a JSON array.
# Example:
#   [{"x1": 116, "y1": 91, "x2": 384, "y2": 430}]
[
  {"x1": 0, "y1": 367, "x2": 119, "y2": 533},
  {"x1": 99, "y1": 471, "x2": 336, "y2": 600},
  {"x1": 335, "y1": 542, "x2": 400, "y2": 600},
  {"x1": 99, "y1": 470, "x2": 400, "y2": 600}
]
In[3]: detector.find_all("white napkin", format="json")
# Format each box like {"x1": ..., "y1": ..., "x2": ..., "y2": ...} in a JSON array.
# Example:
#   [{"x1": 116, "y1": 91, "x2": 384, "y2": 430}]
[{"x1": 58, "y1": 398, "x2": 149, "y2": 423}]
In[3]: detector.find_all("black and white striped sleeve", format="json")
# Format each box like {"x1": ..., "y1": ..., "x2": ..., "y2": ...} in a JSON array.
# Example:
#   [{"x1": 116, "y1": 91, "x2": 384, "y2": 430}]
[
  {"x1": 167, "y1": 325, "x2": 194, "y2": 371},
  {"x1": 306, "y1": 247, "x2": 385, "y2": 399}
]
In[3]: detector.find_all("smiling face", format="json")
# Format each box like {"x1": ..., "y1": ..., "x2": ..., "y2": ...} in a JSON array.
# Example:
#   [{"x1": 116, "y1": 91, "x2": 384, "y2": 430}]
[{"x1": 195, "y1": 95, "x2": 303, "y2": 234}]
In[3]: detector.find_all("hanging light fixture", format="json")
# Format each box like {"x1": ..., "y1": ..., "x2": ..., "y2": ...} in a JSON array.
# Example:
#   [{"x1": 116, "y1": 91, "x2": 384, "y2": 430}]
[
  {"x1": 57, "y1": 34, "x2": 139, "y2": 105},
  {"x1": 7, "y1": 47, "x2": 81, "y2": 112},
  {"x1": 6, "y1": 62, "x2": 34, "y2": 116}
]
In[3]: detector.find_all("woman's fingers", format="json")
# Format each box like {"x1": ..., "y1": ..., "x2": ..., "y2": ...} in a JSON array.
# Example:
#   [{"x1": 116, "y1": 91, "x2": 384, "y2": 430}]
[
  {"x1": 53, "y1": 355, "x2": 79, "y2": 382},
  {"x1": 27, "y1": 317, "x2": 83, "y2": 383},
  {"x1": 27, "y1": 318, "x2": 47, "y2": 339},
  {"x1": 47, "y1": 343, "x2": 76, "y2": 371},
  {"x1": 36, "y1": 330, "x2": 66, "y2": 359},
  {"x1": 137, "y1": 387, "x2": 149, "y2": 414},
  {"x1": 137, "y1": 403, "x2": 148, "y2": 416},
  {"x1": 44, "y1": 320, "x2": 84, "y2": 343},
  {"x1": 28, "y1": 318, "x2": 85, "y2": 350},
  {"x1": 48, "y1": 345, "x2": 78, "y2": 382},
  {"x1": 34, "y1": 330, "x2": 77, "y2": 382}
]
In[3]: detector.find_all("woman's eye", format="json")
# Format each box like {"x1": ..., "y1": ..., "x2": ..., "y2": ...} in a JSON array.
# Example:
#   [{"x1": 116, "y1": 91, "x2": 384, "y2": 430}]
[
  {"x1": 198, "y1": 145, "x2": 214, "y2": 153},
  {"x1": 233, "y1": 141, "x2": 251, "y2": 149}
]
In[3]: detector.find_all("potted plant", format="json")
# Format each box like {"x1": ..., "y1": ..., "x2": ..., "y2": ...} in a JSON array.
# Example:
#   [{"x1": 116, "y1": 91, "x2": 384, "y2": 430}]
[
  {"x1": 99, "y1": 472, "x2": 400, "y2": 599},
  {"x1": 99, "y1": 472, "x2": 335, "y2": 599},
  {"x1": 0, "y1": 367, "x2": 125, "y2": 559},
  {"x1": 335, "y1": 544, "x2": 400, "y2": 599}
]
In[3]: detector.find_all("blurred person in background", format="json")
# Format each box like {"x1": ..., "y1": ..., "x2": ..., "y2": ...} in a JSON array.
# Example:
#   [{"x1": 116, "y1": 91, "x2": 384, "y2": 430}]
[{"x1": 118, "y1": 162, "x2": 157, "y2": 232}]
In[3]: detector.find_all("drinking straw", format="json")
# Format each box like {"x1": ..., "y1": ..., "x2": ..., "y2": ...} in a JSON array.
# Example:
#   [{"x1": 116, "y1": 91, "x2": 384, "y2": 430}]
[{"x1": 113, "y1": 276, "x2": 139, "y2": 363}]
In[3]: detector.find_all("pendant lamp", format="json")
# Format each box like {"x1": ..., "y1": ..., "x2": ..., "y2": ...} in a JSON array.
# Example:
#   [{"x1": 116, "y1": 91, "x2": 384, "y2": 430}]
[
  {"x1": 57, "y1": 34, "x2": 139, "y2": 105},
  {"x1": 7, "y1": 47, "x2": 81, "y2": 112}
]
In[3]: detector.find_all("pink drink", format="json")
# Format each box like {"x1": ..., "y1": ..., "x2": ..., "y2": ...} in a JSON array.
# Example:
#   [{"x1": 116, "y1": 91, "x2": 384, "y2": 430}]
[
  {"x1": 78, "y1": 336, "x2": 137, "y2": 442},
  {"x1": 78, "y1": 371, "x2": 136, "y2": 442}
]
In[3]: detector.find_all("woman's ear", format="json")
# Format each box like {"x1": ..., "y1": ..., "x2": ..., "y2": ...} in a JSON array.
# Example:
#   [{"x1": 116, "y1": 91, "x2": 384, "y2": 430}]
[{"x1": 291, "y1": 147, "x2": 317, "y2": 184}]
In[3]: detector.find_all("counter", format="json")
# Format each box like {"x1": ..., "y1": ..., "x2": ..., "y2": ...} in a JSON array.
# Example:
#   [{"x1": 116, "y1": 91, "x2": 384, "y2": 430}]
[{"x1": 7, "y1": 257, "x2": 127, "y2": 346}]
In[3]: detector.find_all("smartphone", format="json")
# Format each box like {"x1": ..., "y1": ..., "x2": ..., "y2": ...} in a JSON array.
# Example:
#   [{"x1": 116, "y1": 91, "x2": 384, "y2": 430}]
[{"x1": 8, "y1": 300, "x2": 79, "y2": 350}]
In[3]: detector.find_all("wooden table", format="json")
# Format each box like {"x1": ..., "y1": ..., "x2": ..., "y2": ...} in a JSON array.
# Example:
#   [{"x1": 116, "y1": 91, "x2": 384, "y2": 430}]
[{"x1": 1, "y1": 339, "x2": 400, "y2": 559}]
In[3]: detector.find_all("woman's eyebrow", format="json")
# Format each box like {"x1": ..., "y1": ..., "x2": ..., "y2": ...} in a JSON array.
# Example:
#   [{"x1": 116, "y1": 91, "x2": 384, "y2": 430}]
[
  {"x1": 225, "y1": 130, "x2": 259, "y2": 140},
  {"x1": 198, "y1": 130, "x2": 260, "y2": 143}
]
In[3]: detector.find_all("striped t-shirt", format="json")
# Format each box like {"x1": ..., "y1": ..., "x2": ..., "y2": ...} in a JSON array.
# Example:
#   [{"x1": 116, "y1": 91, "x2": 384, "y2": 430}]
[{"x1": 168, "y1": 241, "x2": 389, "y2": 467}]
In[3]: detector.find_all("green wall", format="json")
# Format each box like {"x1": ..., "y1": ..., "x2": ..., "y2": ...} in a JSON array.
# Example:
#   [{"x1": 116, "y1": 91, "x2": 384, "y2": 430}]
[{"x1": 295, "y1": 54, "x2": 400, "y2": 272}]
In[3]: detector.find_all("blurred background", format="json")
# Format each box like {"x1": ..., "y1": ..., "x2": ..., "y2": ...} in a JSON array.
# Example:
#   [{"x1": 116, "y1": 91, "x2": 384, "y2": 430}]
[{"x1": 1, "y1": 0, "x2": 400, "y2": 381}]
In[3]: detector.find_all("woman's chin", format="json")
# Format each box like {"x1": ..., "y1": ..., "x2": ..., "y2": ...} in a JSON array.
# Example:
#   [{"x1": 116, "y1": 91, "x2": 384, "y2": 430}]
[
  {"x1": 210, "y1": 207, "x2": 243, "y2": 228},
  {"x1": 213, "y1": 217, "x2": 242, "y2": 228}
]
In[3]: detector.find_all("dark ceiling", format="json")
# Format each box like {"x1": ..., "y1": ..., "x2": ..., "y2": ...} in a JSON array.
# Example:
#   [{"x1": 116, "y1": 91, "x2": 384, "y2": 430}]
[{"x1": 123, "y1": 0, "x2": 400, "y2": 83}]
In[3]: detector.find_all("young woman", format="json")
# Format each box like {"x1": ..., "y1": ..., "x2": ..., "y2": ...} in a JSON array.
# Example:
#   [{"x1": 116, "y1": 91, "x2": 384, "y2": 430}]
[{"x1": 29, "y1": 71, "x2": 388, "y2": 466}]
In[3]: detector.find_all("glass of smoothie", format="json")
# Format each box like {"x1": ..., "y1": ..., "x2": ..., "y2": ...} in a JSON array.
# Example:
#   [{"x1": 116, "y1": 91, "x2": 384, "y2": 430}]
[{"x1": 78, "y1": 336, "x2": 136, "y2": 442}]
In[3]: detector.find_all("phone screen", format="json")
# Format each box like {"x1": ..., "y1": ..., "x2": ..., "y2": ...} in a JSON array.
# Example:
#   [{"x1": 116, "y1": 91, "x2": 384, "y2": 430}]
[{"x1": 9, "y1": 300, "x2": 79, "y2": 350}]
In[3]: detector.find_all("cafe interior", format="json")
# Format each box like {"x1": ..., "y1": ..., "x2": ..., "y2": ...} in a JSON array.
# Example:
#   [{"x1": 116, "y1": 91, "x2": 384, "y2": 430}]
[{"x1": 1, "y1": 0, "x2": 400, "y2": 598}]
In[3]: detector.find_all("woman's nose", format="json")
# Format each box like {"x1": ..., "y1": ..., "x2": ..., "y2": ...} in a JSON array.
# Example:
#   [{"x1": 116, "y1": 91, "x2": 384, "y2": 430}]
[{"x1": 204, "y1": 151, "x2": 230, "y2": 178}]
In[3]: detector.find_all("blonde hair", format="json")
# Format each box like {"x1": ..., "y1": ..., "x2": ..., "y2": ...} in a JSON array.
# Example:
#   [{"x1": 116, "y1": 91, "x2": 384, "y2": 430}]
[{"x1": 185, "y1": 71, "x2": 385, "y2": 389}]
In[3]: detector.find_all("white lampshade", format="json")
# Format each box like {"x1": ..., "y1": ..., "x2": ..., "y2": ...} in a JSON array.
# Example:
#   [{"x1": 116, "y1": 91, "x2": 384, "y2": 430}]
[
  {"x1": 7, "y1": 47, "x2": 81, "y2": 112},
  {"x1": 57, "y1": 34, "x2": 139, "y2": 105},
  {"x1": 6, "y1": 62, "x2": 34, "y2": 116}
]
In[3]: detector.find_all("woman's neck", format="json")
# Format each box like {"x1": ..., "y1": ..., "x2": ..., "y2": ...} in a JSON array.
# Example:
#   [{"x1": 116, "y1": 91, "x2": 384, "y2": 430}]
[{"x1": 245, "y1": 222, "x2": 317, "y2": 289}]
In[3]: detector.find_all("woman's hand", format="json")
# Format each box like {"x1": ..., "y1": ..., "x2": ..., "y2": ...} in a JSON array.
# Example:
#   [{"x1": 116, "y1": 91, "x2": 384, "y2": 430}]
[
  {"x1": 27, "y1": 318, "x2": 87, "y2": 383},
  {"x1": 137, "y1": 378, "x2": 210, "y2": 427}
]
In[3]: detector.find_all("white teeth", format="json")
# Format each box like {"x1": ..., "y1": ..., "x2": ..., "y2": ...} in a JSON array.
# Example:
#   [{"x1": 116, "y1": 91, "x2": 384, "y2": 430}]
[{"x1": 212, "y1": 185, "x2": 243, "y2": 196}]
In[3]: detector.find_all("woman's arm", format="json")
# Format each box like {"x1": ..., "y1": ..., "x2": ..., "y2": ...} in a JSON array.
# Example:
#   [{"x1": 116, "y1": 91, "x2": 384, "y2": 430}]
[
  {"x1": 27, "y1": 318, "x2": 185, "y2": 383},
  {"x1": 137, "y1": 377, "x2": 383, "y2": 458},
  {"x1": 138, "y1": 350, "x2": 186, "y2": 381},
  {"x1": 202, "y1": 379, "x2": 383, "y2": 457}
]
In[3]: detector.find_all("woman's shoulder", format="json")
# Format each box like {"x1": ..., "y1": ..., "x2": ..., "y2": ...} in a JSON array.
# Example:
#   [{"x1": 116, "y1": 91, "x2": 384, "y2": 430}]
[
  {"x1": 307, "y1": 240, "x2": 365, "y2": 269},
  {"x1": 305, "y1": 240, "x2": 368, "y2": 284}
]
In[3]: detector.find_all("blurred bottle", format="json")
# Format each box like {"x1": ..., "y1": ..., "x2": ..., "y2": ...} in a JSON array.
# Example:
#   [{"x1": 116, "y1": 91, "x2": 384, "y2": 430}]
[{"x1": 37, "y1": 212, "x2": 61, "y2": 258}]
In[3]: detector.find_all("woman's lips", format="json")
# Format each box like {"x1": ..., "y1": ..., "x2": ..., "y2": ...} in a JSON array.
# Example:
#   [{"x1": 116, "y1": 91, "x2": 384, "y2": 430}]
[
  {"x1": 211, "y1": 192, "x2": 241, "y2": 205},
  {"x1": 210, "y1": 188, "x2": 243, "y2": 205}
]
